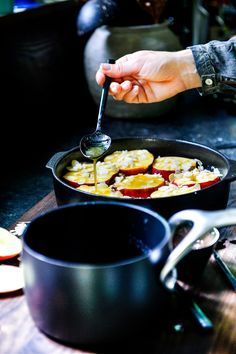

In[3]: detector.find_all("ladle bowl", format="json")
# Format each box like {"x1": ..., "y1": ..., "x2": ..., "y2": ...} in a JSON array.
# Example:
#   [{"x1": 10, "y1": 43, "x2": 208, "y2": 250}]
[{"x1": 80, "y1": 59, "x2": 115, "y2": 160}]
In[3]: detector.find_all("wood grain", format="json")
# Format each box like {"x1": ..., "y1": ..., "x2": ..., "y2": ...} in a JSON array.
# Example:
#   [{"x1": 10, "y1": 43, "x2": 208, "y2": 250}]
[
  {"x1": 1, "y1": 191, "x2": 236, "y2": 354},
  {"x1": 10, "y1": 191, "x2": 57, "y2": 228}
]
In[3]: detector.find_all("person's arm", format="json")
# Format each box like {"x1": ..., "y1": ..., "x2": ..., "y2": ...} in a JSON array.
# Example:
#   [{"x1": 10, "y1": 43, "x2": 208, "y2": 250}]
[
  {"x1": 96, "y1": 50, "x2": 201, "y2": 103},
  {"x1": 189, "y1": 37, "x2": 236, "y2": 95},
  {"x1": 96, "y1": 38, "x2": 236, "y2": 103}
]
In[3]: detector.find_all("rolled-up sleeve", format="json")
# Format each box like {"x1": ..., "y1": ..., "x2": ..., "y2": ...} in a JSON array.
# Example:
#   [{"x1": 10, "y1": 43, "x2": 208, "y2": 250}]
[{"x1": 188, "y1": 38, "x2": 236, "y2": 95}]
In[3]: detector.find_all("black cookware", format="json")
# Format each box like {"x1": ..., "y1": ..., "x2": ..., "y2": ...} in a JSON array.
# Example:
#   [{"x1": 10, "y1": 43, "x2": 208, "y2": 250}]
[
  {"x1": 46, "y1": 138, "x2": 236, "y2": 218},
  {"x1": 22, "y1": 202, "x2": 236, "y2": 346}
]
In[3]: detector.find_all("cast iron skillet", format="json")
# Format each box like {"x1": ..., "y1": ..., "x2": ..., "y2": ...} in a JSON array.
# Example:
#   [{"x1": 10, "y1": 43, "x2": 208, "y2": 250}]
[{"x1": 46, "y1": 138, "x2": 236, "y2": 217}]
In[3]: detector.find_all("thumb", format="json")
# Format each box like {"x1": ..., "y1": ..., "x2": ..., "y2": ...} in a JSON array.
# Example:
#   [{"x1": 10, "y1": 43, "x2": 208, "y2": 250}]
[{"x1": 100, "y1": 61, "x2": 135, "y2": 79}]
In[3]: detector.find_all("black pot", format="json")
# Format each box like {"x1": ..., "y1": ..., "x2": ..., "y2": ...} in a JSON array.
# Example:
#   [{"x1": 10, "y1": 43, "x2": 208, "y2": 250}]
[
  {"x1": 23, "y1": 202, "x2": 236, "y2": 346},
  {"x1": 22, "y1": 201, "x2": 236, "y2": 348},
  {"x1": 22, "y1": 202, "x2": 169, "y2": 346},
  {"x1": 46, "y1": 138, "x2": 236, "y2": 217}
]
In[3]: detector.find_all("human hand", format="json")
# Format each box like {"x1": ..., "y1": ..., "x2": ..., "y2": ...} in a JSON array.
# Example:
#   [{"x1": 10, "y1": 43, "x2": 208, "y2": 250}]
[{"x1": 96, "y1": 49, "x2": 201, "y2": 103}]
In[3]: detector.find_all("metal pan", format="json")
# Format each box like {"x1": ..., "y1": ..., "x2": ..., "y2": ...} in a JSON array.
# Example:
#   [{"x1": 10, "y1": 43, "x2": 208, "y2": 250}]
[{"x1": 46, "y1": 138, "x2": 236, "y2": 217}]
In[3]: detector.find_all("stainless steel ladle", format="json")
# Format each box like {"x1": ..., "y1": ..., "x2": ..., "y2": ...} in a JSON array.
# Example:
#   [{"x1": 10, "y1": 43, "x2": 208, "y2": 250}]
[{"x1": 80, "y1": 59, "x2": 115, "y2": 160}]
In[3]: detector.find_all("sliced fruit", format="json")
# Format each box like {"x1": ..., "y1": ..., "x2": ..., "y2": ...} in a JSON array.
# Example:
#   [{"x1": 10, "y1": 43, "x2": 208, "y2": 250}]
[
  {"x1": 151, "y1": 184, "x2": 200, "y2": 198},
  {"x1": 0, "y1": 227, "x2": 22, "y2": 260},
  {"x1": 0, "y1": 265, "x2": 24, "y2": 293},
  {"x1": 152, "y1": 156, "x2": 197, "y2": 180},
  {"x1": 114, "y1": 174, "x2": 164, "y2": 198},
  {"x1": 104, "y1": 149, "x2": 154, "y2": 175},
  {"x1": 78, "y1": 183, "x2": 123, "y2": 197},
  {"x1": 66, "y1": 159, "x2": 87, "y2": 172},
  {"x1": 169, "y1": 168, "x2": 221, "y2": 189},
  {"x1": 63, "y1": 161, "x2": 119, "y2": 187}
]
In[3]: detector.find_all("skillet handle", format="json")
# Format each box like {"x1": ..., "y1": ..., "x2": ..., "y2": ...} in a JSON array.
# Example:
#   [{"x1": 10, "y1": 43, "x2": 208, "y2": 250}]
[
  {"x1": 214, "y1": 144, "x2": 236, "y2": 182},
  {"x1": 160, "y1": 208, "x2": 236, "y2": 290},
  {"x1": 46, "y1": 151, "x2": 67, "y2": 170},
  {"x1": 225, "y1": 159, "x2": 236, "y2": 182}
]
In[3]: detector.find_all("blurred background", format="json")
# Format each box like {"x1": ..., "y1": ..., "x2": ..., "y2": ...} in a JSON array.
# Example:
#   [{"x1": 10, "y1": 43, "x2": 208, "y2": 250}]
[{"x1": 0, "y1": 0, "x2": 236, "y2": 226}]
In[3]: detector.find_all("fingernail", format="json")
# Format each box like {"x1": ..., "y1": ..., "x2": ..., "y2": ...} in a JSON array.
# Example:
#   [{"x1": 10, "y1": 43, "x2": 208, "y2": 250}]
[
  {"x1": 110, "y1": 83, "x2": 118, "y2": 93},
  {"x1": 123, "y1": 82, "x2": 130, "y2": 90},
  {"x1": 101, "y1": 63, "x2": 112, "y2": 71}
]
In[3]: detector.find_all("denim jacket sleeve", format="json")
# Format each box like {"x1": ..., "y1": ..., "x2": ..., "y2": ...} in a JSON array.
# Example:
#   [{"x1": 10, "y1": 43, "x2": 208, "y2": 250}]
[{"x1": 188, "y1": 38, "x2": 236, "y2": 95}]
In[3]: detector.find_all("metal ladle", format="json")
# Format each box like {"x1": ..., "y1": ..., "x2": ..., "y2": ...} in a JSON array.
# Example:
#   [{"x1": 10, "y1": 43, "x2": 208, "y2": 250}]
[{"x1": 80, "y1": 59, "x2": 115, "y2": 160}]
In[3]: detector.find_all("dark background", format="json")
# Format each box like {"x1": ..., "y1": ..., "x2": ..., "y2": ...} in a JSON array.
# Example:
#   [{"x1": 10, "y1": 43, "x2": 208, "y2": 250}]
[{"x1": 0, "y1": 0, "x2": 235, "y2": 228}]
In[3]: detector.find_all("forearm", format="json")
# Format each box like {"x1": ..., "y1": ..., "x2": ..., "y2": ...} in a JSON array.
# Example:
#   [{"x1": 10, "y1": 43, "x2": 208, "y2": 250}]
[
  {"x1": 188, "y1": 38, "x2": 236, "y2": 94},
  {"x1": 175, "y1": 49, "x2": 202, "y2": 91}
]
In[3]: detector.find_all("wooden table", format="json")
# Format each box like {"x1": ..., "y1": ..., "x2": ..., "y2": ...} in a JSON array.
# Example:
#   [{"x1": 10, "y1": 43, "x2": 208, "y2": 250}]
[{"x1": 1, "y1": 190, "x2": 236, "y2": 354}]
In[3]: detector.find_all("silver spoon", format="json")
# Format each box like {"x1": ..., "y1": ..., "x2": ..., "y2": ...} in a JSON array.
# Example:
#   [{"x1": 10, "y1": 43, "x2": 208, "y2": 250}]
[{"x1": 80, "y1": 59, "x2": 115, "y2": 160}]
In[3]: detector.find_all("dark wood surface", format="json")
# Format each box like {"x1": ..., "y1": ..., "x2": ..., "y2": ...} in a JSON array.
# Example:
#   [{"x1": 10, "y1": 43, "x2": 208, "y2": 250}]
[{"x1": 1, "y1": 189, "x2": 236, "y2": 354}]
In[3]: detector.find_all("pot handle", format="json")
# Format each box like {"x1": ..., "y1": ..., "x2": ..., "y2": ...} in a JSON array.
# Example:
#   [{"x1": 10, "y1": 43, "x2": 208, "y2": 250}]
[
  {"x1": 46, "y1": 151, "x2": 67, "y2": 170},
  {"x1": 160, "y1": 208, "x2": 236, "y2": 290}
]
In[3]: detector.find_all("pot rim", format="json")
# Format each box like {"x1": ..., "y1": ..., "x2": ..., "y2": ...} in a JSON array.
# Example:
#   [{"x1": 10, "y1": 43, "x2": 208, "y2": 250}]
[
  {"x1": 50, "y1": 137, "x2": 231, "y2": 200},
  {"x1": 22, "y1": 201, "x2": 171, "y2": 269},
  {"x1": 99, "y1": 21, "x2": 171, "y2": 33}
]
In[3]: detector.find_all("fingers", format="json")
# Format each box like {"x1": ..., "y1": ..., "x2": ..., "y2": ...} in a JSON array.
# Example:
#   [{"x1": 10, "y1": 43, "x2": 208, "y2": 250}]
[
  {"x1": 122, "y1": 85, "x2": 140, "y2": 103},
  {"x1": 96, "y1": 69, "x2": 106, "y2": 86},
  {"x1": 110, "y1": 80, "x2": 132, "y2": 98},
  {"x1": 111, "y1": 84, "x2": 140, "y2": 103},
  {"x1": 100, "y1": 60, "x2": 136, "y2": 79},
  {"x1": 96, "y1": 69, "x2": 123, "y2": 88},
  {"x1": 109, "y1": 82, "x2": 122, "y2": 95},
  {"x1": 96, "y1": 54, "x2": 136, "y2": 87},
  {"x1": 96, "y1": 66, "x2": 179, "y2": 103}
]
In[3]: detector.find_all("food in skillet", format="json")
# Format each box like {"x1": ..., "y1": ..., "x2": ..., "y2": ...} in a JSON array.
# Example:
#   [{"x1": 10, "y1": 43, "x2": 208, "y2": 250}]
[
  {"x1": 104, "y1": 149, "x2": 154, "y2": 175},
  {"x1": 113, "y1": 174, "x2": 164, "y2": 198},
  {"x1": 78, "y1": 183, "x2": 123, "y2": 197},
  {"x1": 63, "y1": 150, "x2": 222, "y2": 198},
  {"x1": 169, "y1": 168, "x2": 221, "y2": 188},
  {"x1": 152, "y1": 156, "x2": 197, "y2": 180},
  {"x1": 63, "y1": 161, "x2": 119, "y2": 187},
  {"x1": 150, "y1": 184, "x2": 200, "y2": 198}
]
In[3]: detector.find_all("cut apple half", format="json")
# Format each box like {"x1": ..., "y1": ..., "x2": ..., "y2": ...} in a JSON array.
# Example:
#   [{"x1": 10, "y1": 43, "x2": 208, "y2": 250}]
[
  {"x1": 114, "y1": 174, "x2": 164, "y2": 198},
  {"x1": 0, "y1": 227, "x2": 22, "y2": 260},
  {"x1": 63, "y1": 161, "x2": 119, "y2": 187},
  {"x1": 104, "y1": 149, "x2": 154, "y2": 175},
  {"x1": 151, "y1": 184, "x2": 201, "y2": 198},
  {"x1": 0, "y1": 265, "x2": 24, "y2": 293},
  {"x1": 169, "y1": 169, "x2": 221, "y2": 188},
  {"x1": 152, "y1": 156, "x2": 197, "y2": 180},
  {"x1": 78, "y1": 183, "x2": 123, "y2": 197}
]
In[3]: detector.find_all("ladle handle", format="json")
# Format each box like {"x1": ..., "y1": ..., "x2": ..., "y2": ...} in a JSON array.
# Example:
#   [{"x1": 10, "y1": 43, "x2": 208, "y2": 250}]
[
  {"x1": 96, "y1": 59, "x2": 116, "y2": 131},
  {"x1": 160, "y1": 208, "x2": 236, "y2": 289}
]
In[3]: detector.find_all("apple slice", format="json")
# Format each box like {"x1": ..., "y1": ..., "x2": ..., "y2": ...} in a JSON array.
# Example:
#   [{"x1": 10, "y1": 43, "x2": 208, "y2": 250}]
[
  {"x1": 0, "y1": 227, "x2": 22, "y2": 260},
  {"x1": 152, "y1": 156, "x2": 197, "y2": 180},
  {"x1": 169, "y1": 169, "x2": 221, "y2": 189},
  {"x1": 63, "y1": 161, "x2": 119, "y2": 187},
  {"x1": 78, "y1": 183, "x2": 123, "y2": 197},
  {"x1": 114, "y1": 174, "x2": 164, "y2": 198},
  {"x1": 104, "y1": 150, "x2": 154, "y2": 175},
  {"x1": 151, "y1": 184, "x2": 200, "y2": 198},
  {"x1": 0, "y1": 265, "x2": 24, "y2": 293}
]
